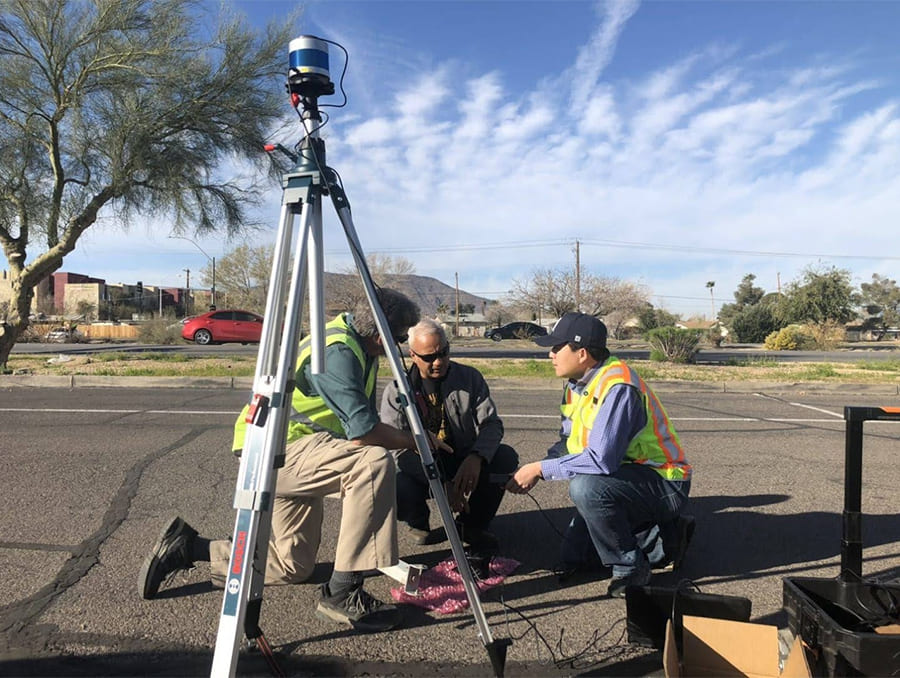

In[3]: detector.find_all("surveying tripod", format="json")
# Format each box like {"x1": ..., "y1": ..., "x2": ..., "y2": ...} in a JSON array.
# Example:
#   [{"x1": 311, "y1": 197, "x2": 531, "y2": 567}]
[{"x1": 210, "y1": 36, "x2": 510, "y2": 678}]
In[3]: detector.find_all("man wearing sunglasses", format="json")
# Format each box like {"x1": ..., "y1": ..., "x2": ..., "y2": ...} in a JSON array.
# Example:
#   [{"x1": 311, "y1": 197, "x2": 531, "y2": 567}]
[
  {"x1": 139, "y1": 288, "x2": 438, "y2": 633},
  {"x1": 380, "y1": 318, "x2": 519, "y2": 552},
  {"x1": 505, "y1": 312, "x2": 693, "y2": 598}
]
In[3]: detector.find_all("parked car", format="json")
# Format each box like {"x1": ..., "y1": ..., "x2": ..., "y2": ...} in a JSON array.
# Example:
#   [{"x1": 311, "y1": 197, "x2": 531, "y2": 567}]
[
  {"x1": 483, "y1": 321, "x2": 548, "y2": 342},
  {"x1": 181, "y1": 309, "x2": 264, "y2": 345},
  {"x1": 45, "y1": 326, "x2": 85, "y2": 343}
]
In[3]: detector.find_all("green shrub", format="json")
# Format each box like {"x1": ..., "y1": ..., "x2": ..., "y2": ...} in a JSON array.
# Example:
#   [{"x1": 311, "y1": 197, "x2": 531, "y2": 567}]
[
  {"x1": 646, "y1": 327, "x2": 701, "y2": 363},
  {"x1": 764, "y1": 325, "x2": 815, "y2": 350}
]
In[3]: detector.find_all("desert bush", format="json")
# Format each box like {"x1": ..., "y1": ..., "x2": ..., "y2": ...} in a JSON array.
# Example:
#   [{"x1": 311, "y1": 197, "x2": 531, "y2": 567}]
[
  {"x1": 801, "y1": 320, "x2": 845, "y2": 350},
  {"x1": 138, "y1": 319, "x2": 183, "y2": 345},
  {"x1": 764, "y1": 325, "x2": 816, "y2": 350},
  {"x1": 646, "y1": 327, "x2": 701, "y2": 363}
]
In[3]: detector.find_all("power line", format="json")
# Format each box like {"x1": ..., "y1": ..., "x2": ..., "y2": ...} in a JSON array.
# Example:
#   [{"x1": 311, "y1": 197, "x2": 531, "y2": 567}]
[{"x1": 327, "y1": 236, "x2": 900, "y2": 262}]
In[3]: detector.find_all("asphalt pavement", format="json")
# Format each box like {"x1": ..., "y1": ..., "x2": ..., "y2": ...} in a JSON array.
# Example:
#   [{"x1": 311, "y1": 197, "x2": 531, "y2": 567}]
[{"x1": 1, "y1": 378, "x2": 899, "y2": 677}]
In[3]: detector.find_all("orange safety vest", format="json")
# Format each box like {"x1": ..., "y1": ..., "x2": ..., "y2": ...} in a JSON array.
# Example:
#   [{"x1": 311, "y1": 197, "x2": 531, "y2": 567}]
[{"x1": 563, "y1": 357, "x2": 691, "y2": 480}]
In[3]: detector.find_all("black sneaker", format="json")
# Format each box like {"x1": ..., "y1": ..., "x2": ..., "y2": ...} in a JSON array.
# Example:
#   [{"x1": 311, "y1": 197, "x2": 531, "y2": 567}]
[
  {"x1": 315, "y1": 584, "x2": 402, "y2": 632},
  {"x1": 607, "y1": 561, "x2": 651, "y2": 599},
  {"x1": 138, "y1": 516, "x2": 197, "y2": 599},
  {"x1": 457, "y1": 524, "x2": 499, "y2": 550}
]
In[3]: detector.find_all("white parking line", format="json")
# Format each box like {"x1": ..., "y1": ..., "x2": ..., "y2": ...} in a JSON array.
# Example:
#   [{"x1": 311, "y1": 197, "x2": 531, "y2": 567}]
[
  {"x1": 0, "y1": 407, "x2": 850, "y2": 424},
  {"x1": 787, "y1": 401, "x2": 843, "y2": 418}
]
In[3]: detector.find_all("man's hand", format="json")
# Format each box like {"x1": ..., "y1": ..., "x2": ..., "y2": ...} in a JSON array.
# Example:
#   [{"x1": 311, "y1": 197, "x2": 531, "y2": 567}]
[
  {"x1": 446, "y1": 482, "x2": 470, "y2": 513},
  {"x1": 426, "y1": 431, "x2": 453, "y2": 454},
  {"x1": 452, "y1": 453, "x2": 483, "y2": 498},
  {"x1": 506, "y1": 462, "x2": 543, "y2": 494}
]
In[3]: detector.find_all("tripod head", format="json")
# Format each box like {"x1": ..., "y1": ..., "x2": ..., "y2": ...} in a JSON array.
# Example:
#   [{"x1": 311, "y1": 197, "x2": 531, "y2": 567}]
[{"x1": 287, "y1": 36, "x2": 335, "y2": 112}]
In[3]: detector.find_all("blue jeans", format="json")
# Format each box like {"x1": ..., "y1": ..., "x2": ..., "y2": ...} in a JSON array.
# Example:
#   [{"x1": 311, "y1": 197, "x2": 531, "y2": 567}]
[{"x1": 563, "y1": 463, "x2": 691, "y2": 578}]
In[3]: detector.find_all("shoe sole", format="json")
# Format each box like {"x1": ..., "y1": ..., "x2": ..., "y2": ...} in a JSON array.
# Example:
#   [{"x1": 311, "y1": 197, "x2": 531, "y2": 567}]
[
  {"x1": 314, "y1": 605, "x2": 401, "y2": 633},
  {"x1": 137, "y1": 516, "x2": 182, "y2": 600}
]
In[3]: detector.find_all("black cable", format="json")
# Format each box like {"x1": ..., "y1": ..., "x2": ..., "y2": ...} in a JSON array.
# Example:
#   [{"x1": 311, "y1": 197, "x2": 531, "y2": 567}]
[
  {"x1": 521, "y1": 491, "x2": 568, "y2": 540},
  {"x1": 317, "y1": 38, "x2": 349, "y2": 109}
]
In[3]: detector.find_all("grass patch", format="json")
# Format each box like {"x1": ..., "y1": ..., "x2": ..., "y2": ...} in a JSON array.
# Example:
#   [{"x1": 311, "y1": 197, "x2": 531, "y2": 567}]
[
  {"x1": 725, "y1": 357, "x2": 779, "y2": 368},
  {"x1": 855, "y1": 360, "x2": 900, "y2": 372},
  {"x1": 796, "y1": 363, "x2": 839, "y2": 379}
]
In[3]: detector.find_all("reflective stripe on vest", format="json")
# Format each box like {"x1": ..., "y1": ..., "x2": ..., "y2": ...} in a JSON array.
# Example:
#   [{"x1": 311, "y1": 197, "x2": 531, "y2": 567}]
[
  {"x1": 562, "y1": 357, "x2": 691, "y2": 480},
  {"x1": 231, "y1": 314, "x2": 375, "y2": 451}
]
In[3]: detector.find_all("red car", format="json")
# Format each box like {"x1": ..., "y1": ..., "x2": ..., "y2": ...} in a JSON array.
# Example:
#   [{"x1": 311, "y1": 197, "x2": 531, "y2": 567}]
[{"x1": 181, "y1": 309, "x2": 264, "y2": 345}]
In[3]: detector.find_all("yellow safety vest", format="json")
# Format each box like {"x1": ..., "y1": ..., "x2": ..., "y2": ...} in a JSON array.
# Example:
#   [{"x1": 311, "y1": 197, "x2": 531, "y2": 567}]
[
  {"x1": 231, "y1": 314, "x2": 376, "y2": 451},
  {"x1": 562, "y1": 357, "x2": 691, "y2": 480}
]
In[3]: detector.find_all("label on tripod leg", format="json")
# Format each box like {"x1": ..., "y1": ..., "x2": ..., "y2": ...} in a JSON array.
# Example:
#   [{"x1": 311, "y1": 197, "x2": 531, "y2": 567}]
[{"x1": 222, "y1": 512, "x2": 253, "y2": 617}]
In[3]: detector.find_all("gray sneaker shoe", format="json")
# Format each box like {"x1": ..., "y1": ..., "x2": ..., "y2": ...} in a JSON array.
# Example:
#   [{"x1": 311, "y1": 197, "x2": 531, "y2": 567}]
[
  {"x1": 315, "y1": 584, "x2": 402, "y2": 632},
  {"x1": 607, "y1": 561, "x2": 651, "y2": 599},
  {"x1": 138, "y1": 516, "x2": 197, "y2": 599}
]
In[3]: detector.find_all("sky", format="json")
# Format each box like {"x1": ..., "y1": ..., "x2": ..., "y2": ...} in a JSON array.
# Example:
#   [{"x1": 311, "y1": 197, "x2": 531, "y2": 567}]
[{"x1": 63, "y1": 0, "x2": 900, "y2": 318}]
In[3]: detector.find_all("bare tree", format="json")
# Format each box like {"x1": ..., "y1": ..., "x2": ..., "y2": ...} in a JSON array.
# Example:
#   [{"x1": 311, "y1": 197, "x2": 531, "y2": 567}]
[
  {"x1": 0, "y1": 0, "x2": 296, "y2": 368},
  {"x1": 211, "y1": 243, "x2": 275, "y2": 313},
  {"x1": 329, "y1": 254, "x2": 417, "y2": 315},
  {"x1": 509, "y1": 268, "x2": 576, "y2": 322},
  {"x1": 509, "y1": 267, "x2": 649, "y2": 335}
]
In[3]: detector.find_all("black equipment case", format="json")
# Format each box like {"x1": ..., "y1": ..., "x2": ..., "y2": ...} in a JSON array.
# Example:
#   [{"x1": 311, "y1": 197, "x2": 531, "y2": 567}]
[{"x1": 783, "y1": 406, "x2": 900, "y2": 677}]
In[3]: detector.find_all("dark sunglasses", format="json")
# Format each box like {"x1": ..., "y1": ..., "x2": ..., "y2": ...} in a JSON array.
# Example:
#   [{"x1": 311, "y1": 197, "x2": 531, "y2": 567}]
[{"x1": 413, "y1": 345, "x2": 450, "y2": 363}]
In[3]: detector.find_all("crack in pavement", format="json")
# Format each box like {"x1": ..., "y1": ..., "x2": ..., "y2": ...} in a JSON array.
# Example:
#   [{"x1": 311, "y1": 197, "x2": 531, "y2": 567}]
[{"x1": 0, "y1": 427, "x2": 216, "y2": 655}]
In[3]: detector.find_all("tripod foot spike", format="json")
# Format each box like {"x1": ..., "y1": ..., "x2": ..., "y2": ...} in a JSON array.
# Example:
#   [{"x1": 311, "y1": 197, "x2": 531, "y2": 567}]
[{"x1": 486, "y1": 638, "x2": 512, "y2": 678}]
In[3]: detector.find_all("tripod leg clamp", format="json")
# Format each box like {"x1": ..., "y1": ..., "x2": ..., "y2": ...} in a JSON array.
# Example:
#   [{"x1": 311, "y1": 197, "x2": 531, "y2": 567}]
[{"x1": 234, "y1": 490, "x2": 272, "y2": 512}]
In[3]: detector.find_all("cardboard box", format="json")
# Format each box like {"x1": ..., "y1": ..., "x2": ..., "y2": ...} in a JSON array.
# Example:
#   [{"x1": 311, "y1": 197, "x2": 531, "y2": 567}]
[{"x1": 664, "y1": 615, "x2": 812, "y2": 678}]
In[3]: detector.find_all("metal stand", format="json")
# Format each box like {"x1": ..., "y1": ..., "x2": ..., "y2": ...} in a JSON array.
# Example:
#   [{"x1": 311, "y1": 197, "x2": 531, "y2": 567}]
[{"x1": 210, "y1": 35, "x2": 509, "y2": 678}]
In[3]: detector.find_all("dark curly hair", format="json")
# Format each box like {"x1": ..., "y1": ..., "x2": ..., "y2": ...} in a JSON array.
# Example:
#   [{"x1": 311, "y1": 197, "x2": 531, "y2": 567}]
[{"x1": 350, "y1": 287, "x2": 420, "y2": 339}]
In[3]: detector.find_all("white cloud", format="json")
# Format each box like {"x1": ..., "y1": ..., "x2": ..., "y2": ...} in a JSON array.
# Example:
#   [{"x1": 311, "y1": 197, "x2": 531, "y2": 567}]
[{"x1": 63, "y1": 4, "x2": 900, "y2": 319}]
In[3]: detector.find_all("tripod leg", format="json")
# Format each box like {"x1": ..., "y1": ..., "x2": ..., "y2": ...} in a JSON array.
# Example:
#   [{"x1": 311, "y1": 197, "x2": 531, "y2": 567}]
[
  {"x1": 211, "y1": 188, "x2": 318, "y2": 677},
  {"x1": 326, "y1": 178, "x2": 510, "y2": 676}
]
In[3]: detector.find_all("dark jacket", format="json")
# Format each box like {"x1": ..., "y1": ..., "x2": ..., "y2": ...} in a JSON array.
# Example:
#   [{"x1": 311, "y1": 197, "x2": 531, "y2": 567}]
[{"x1": 379, "y1": 361, "x2": 505, "y2": 463}]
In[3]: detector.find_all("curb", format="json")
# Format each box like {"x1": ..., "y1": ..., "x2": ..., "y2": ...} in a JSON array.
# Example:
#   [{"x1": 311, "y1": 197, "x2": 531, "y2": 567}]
[{"x1": 1, "y1": 374, "x2": 897, "y2": 395}]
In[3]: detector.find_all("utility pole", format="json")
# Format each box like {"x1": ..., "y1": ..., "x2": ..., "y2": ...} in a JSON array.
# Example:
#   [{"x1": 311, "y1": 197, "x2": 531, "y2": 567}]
[
  {"x1": 455, "y1": 272, "x2": 460, "y2": 338},
  {"x1": 574, "y1": 239, "x2": 581, "y2": 312},
  {"x1": 170, "y1": 236, "x2": 215, "y2": 310},
  {"x1": 184, "y1": 268, "x2": 191, "y2": 316}
]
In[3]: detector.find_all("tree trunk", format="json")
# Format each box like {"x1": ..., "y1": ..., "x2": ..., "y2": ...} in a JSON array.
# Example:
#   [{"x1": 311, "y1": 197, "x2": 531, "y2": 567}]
[{"x1": 0, "y1": 275, "x2": 34, "y2": 372}]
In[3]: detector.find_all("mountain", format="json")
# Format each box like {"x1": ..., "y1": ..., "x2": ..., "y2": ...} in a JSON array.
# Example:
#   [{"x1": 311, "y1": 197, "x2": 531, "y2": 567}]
[{"x1": 323, "y1": 272, "x2": 491, "y2": 317}]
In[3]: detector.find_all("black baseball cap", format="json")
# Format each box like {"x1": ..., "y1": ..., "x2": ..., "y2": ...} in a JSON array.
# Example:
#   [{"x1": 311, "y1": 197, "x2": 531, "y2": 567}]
[{"x1": 534, "y1": 313, "x2": 607, "y2": 349}]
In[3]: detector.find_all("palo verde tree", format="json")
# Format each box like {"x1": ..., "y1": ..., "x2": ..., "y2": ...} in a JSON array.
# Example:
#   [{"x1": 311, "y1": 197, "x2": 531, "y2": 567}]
[{"x1": 0, "y1": 0, "x2": 296, "y2": 369}]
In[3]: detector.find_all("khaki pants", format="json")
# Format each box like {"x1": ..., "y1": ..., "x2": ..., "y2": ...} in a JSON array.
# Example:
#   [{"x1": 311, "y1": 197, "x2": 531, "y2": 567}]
[{"x1": 211, "y1": 431, "x2": 398, "y2": 587}]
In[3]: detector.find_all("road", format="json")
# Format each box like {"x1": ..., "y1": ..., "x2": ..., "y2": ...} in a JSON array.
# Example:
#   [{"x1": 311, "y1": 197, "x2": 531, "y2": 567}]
[
  {"x1": 1, "y1": 383, "x2": 899, "y2": 676},
  {"x1": 11, "y1": 339, "x2": 900, "y2": 364}
]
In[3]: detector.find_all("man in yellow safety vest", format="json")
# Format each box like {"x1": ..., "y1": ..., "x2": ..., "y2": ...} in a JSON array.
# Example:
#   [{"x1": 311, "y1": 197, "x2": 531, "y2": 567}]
[
  {"x1": 506, "y1": 312, "x2": 694, "y2": 598},
  {"x1": 138, "y1": 288, "x2": 445, "y2": 632}
]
